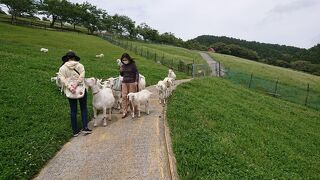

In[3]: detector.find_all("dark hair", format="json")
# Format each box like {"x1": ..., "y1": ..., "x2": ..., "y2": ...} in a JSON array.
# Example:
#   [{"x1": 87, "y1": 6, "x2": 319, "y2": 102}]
[
  {"x1": 61, "y1": 51, "x2": 80, "y2": 66},
  {"x1": 121, "y1": 53, "x2": 135, "y2": 64}
]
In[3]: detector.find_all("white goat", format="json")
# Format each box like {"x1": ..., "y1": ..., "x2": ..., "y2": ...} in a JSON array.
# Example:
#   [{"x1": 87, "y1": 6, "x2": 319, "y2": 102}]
[
  {"x1": 155, "y1": 80, "x2": 167, "y2": 104},
  {"x1": 138, "y1": 74, "x2": 146, "y2": 91},
  {"x1": 40, "y1": 48, "x2": 48, "y2": 53},
  {"x1": 163, "y1": 77, "x2": 174, "y2": 96},
  {"x1": 95, "y1": 53, "x2": 104, "y2": 58},
  {"x1": 102, "y1": 77, "x2": 122, "y2": 110},
  {"x1": 168, "y1": 69, "x2": 176, "y2": 85},
  {"x1": 127, "y1": 89, "x2": 152, "y2": 118},
  {"x1": 50, "y1": 73, "x2": 63, "y2": 92},
  {"x1": 116, "y1": 59, "x2": 123, "y2": 67},
  {"x1": 85, "y1": 77, "x2": 115, "y2": 127}
]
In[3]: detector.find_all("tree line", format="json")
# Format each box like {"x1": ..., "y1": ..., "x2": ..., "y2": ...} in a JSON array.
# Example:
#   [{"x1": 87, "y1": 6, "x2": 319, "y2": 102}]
[
  {"x1": 0, "y1": 0, "x2": 186, "y2": 46},
  {"x1": 192, "y1": 35, "x2": 320, "y2": 76}
]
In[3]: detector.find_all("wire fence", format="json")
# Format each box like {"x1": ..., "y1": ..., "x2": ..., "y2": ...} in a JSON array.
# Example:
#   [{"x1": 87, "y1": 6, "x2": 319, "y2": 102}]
[
  {"x1": 99, "y1": 35, "x2": 211, "y2": 77},
  {"x1": 222, "y1": 68, "x2": 320, "y2": 110},
  {"x1": 0, "y1": 15, "x2": 85, "y2": 33}
]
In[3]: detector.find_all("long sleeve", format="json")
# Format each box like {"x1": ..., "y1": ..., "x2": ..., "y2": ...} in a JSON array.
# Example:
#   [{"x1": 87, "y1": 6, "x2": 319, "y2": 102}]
[
  {"x1": 120, "y1": 65, "x2": 124, "y2": 76},
  {"x1": 134, "y1": 65, "x2": 139, "y2": 83},
  {"x1": 76, "y1": 64, "x2": 85, "y2": 84},
  {"x1": 58, "y1": 66, "x2": 69, "y2": 88}
]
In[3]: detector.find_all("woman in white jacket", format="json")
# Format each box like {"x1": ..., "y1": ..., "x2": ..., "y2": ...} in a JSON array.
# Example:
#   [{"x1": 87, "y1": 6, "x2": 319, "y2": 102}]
[{"x1": 58, "y1": 52, "x2": 92, "y2": 137}]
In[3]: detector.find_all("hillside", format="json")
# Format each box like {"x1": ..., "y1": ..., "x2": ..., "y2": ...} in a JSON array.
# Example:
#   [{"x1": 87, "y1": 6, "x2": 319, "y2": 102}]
[
  {"x1": 191, "y1": 35, "x2": 320, "y2": 75},
  {"x1": 167, "y1": 77, "x2": 320, "y2": 179},
  {"x1": 0, "y1": 22, "x2": 187, "y2": 179},
  {"x1": 210, "y1": 53, "x2": 320, "y2": 109},
  {"x1": 123, "y1": 40, "x2": 203, "y2": 64},
  {"x1": 210, "y1": 53, "x2": 320, "y2": 91},
  {"x1": 193, "y1": 35, "x2": 306, "y2": 60}
]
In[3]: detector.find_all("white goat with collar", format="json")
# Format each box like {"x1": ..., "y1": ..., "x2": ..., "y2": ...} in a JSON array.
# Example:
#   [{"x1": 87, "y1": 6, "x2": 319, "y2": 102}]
[
  {"x1": 127, "y1": 89, "x2": 152, "y2": 118},
  {"x1": 155, "y1": 80, "x2": 167, "y2": 104},
  {"x1": 85, "y1": 77, "x2": 115, "y2": 127}
]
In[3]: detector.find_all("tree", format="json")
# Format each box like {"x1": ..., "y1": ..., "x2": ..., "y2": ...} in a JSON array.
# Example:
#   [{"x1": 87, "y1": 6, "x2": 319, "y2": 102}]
[
  {"x1": 66, "y1": 3, "x2": 82, "y2": 30},
  {"x1": 39, "y1": 0, "x2": 66, "y2": 28},
  {"x1": 57, "y1": 0, "x2": 72, "y2": 28},
  {"x1": 304, "y1": 44, "x2": 320, "y2": 64},
  {"x1": 0, "y1": 0, "x2": 36, "y2": 24},
  {"x1": 158, "y1": 32, "x2": 184, "y2": 46},
  {"x1": 80, "y1": 2, "x2": 103, "y2": 34},
  {"x1": 110, "y1": 14, "x2": 136, "y2": 38},
  {"x1": 136, "y1": 23, "x2": 159, "y2": 42}
]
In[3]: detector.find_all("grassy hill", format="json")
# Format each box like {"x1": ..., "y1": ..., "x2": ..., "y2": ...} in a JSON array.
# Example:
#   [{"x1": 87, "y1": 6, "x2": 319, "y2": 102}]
[
  {"x1": 210, "y1": 53, "x2": 320, "y2": 109},
  {"x1": 167, "y1": 77, "x2": 320, "y2": 179},
  {"x1": 123, "y1": 40, "x2": 203, "y2": 64},
  {"x1": 0, "y1": 22, "x2": 188, "y2": 179},
  {"x1": 210, "y1": 53, "x2": 320, "y2": 90}
]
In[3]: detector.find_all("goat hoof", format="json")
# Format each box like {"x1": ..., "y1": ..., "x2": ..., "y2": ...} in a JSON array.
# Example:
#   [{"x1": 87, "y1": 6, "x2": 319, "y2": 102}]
[{"x1": 94, "y1": 123, "x2": 97, "y2": 127}]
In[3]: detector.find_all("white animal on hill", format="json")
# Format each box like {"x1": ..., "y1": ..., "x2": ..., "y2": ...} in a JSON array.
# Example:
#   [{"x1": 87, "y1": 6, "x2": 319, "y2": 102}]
[
  {"x1": 40, "y1": 48, "x2": 48, "y2": 53},
  {"x1": 155, "y1": 80, "x2": 167, "y2": 104},
  {"x1": 101, "y1": 76, "x2": 122, "y2": 110},
  {"x1": 85, "y1": 77, "x2": 115, "y2": 127},
  {"x1": 168, "y1": 69, "x2": 176, "y2": 85},
  {"x1": 116, "y1": 59, "x2": 123, "y2": 67},
  {"x1": 50, "y1": 73, "x2": 63, "y2": 92},
  {"x1": 95, "y1": 53, "x2": 104, "y2": 58},
  {"x1": 138, "y1": 74, "x2": 146, "y2": 91},
  {"x1": 163, "y1": 77, "x2": 174, "y2": 96},
  {"x1": 127, "y1": 89, "x2": 152, "y2": 118}
]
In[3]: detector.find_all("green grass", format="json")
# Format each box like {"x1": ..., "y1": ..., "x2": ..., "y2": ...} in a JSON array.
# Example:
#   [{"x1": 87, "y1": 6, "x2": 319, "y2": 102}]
[
  {"x1": 0, "y1": 22, "x2": 188, "y2": 179},
  {"x1": 0, "y1": 14, "x2": 88, "y2": 33},
  {"x1": 210, "y1": 53, "x2": 320, "y2": 92},
  {"x1": 119, "y1": 39, "x2": 204, "y2": 64},
  {"x1": 167, "y1": 77, "x2": 320, "y2": 179}
]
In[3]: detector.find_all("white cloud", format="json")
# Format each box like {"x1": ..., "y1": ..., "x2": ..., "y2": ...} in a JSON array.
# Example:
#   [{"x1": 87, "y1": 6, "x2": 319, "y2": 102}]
[{"x1": 70, "y1": 0, "x2": 320, "y2": 48}]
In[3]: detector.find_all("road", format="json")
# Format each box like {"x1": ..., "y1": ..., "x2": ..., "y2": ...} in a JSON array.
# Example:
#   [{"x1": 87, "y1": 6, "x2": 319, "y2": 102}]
[
  {"x1": 35, "y1": 79, "x2": 191, "y2": 180},
  {"x1": 199, "y1": 52, "x2": 224, "y2": 76}
]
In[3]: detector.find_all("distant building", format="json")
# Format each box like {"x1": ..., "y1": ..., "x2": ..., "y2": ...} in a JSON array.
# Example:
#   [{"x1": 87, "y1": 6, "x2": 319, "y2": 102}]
[{"x1": 208, "y1": 47, "x2": 215, "y2": 53}]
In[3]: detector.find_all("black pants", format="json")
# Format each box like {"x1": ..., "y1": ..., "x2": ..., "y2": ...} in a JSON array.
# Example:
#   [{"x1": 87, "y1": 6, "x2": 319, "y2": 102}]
[{"x1": 68, "y1": 91, "x2": 88, "y2": 134}]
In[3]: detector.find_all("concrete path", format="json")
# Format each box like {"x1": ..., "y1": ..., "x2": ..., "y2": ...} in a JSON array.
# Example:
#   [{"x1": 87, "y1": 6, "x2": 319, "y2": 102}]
[
  {"x1": 199, "y1": 52, "x2": 224, "y2": 76},
  {"x1": 35, "y1": 79, "x2": 191, "y2": 180}
]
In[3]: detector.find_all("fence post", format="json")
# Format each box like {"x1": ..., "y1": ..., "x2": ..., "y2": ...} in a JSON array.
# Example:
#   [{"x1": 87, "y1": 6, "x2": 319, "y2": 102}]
[
  {"x1": 218, "y1": 62, "x2": 221, "y2": 77},
  {"x1": 274, "y1": 78, "x2": 279, "y2": 96},
  {"x1": 140, "y1": 48, "x2": 143, "y2": 56},
  {"x1": 248, "y1": 73, "x2": 253, "y2": 88},
  {"x1": 305, "y1": 83, "x2": 310, "y2": 106},
  {"x1": 192, "y1": 60, "x2": 195, "y2": 78},
  {"x1": 154, "y1": 53, "x2": 157, "y2": 62}
]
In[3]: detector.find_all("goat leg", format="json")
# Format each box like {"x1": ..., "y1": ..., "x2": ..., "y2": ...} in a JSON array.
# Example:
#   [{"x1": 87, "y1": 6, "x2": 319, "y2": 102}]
[
  {"x1": 103, "y1": 108, "x2": 107, "y2": 126},
  {"x1": 137, "y1": 104, "x2": 141, "y2": 117},
  {"x1": 93, "y1": 108, "x2": 98, "y2": 127},
  {"x1": 109, "y1": 108, "x2": 112, "y2": 121},
  {"x1": 146, "y1": 102, "x2": 150, "y2": 115},
  {"x1": 131, "y1": 104, "x2": 135, "y2": 118}
]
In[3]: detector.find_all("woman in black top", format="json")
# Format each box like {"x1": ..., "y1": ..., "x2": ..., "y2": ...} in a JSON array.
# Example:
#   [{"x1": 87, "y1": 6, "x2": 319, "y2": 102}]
[{"x1": 120, "y1": 53, "x2": 139, "y2": 118}]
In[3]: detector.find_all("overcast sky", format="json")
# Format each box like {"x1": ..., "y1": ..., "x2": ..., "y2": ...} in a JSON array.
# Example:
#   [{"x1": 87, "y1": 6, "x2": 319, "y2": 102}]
[{"x1": 71, "y1": 0, "x2": 319, "y2": 48}]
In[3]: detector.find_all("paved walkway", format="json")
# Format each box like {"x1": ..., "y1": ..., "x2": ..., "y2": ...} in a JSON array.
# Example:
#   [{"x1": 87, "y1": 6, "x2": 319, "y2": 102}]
[
  {"x1": 199, "y1": 52, "x2": 224, "y2": 76},
  {"x1": 35, "y1": 79, "x2": 191, "y2": 180}
]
